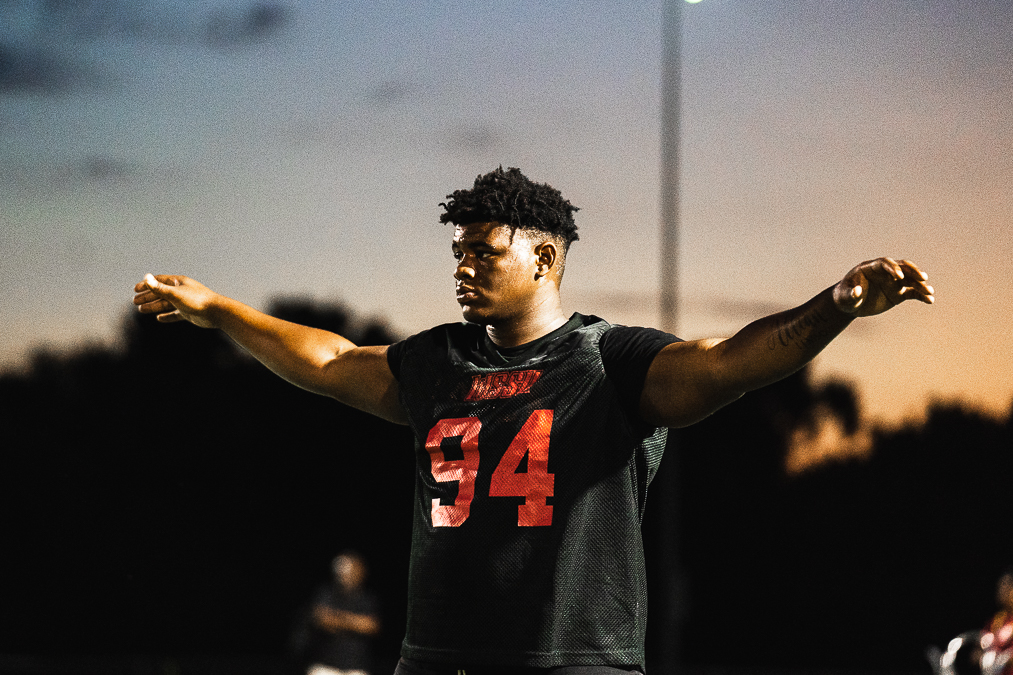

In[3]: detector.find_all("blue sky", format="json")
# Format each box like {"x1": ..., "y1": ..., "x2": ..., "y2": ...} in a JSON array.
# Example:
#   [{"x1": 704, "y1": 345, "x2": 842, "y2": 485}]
[{"x1": 3, "y1": 0, "x2": 1012, "y2": 425}]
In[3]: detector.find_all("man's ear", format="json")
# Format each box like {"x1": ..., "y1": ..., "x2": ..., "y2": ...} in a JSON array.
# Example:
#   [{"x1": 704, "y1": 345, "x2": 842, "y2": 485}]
[{"x1": 534, "y1": 241, "x2": 558, "y2": 279}]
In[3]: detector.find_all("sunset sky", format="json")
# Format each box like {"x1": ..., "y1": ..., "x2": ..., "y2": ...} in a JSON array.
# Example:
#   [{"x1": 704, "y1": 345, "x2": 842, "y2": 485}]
[{"x1": 3, "y1": 0, "x2": 1011, "y2": 426}]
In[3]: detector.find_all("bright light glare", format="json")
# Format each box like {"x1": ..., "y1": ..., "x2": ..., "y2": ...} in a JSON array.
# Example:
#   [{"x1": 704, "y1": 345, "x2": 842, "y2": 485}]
[{"x1": 685, "y1": 0, "x2": 704, "y2": 3}]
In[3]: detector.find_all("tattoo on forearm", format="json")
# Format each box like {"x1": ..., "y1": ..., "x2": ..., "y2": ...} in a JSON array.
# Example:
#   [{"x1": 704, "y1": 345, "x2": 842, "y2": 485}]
[{"x1": 768, "y1": 306, "x2": 835, "y2": 352}]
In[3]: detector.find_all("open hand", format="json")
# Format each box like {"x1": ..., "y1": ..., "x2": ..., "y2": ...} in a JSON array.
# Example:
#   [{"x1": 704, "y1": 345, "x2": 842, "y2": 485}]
[
  {"x1": 132, "y1": 274, "x2": 220, "y2": 328},
  {"x1": 833, "y1": 258, "x2": 934, "y2": 317}
]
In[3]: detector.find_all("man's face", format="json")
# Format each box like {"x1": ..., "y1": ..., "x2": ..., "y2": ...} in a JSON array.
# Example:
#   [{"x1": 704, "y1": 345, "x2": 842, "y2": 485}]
[
  {"x1": 334, "y1": 555, "x2": 365, "y2": 589},
  {"x1": 452, "y1": 221, "x2": 543, "y2": 325}
]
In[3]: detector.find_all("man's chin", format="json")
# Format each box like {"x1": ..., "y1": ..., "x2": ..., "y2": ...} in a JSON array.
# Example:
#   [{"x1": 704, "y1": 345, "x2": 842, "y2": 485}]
[{"x1": 460, "y1": 304, "x2": 493, "y2": 325}]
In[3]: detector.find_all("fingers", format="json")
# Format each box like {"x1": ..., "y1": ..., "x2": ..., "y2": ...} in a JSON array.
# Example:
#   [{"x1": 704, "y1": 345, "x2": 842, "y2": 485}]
[
  {"x1": 897, "y1": 259, "x2": 928, "y2": 282},
  {"x1": 134, "y1": 274, "x2": 181, "y2": 291},
  {"x1": 156, "y1": 309, "x2": 184, "y2": 323},
  {"x1": 865, "y1": 258, "x2": 934, "y2": 298},
  {"x1": 872, "y1": 257, "x2": 904, "y2": 281},
  {"x1": 131, "y1": 274, "x2": 219, "y2": 329},
  {"x1": 143, "y1": 274, "x2": 180, "y2": 293},
  {"x1": 837, "y1": 257, "x2": 935, "y2": 316},
  {"x1": 132, "y1": 274, "x2": 182, "y2": 314},
  {"x1": 893, "y1": 259, "x2": 934, "y2": 304}
]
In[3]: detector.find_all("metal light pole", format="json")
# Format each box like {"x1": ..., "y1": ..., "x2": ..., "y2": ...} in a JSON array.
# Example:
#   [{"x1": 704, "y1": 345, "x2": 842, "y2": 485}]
[
  {"x1": 659, "y1": 0, "x2": 683, "y2": 335},
  {"x1": 650, "y1": 1, "x2": 688, "y2": 673}
]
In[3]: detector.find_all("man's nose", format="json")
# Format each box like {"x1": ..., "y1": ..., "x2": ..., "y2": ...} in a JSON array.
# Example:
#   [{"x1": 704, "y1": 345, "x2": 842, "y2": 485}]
[{"x1": 455, "y1": 260, "x2": 475, "y2": 280}]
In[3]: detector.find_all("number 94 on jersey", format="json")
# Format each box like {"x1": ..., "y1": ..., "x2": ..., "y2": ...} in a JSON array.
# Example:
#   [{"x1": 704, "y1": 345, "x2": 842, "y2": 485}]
[{"x1": 425, "y1": 409, "x2": 555, "y2": 527}]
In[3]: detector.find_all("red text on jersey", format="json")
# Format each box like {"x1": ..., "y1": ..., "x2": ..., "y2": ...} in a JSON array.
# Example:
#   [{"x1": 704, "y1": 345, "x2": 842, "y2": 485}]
[{"x1": 464, "y1": 369, "x2": 542, "y2": 401}]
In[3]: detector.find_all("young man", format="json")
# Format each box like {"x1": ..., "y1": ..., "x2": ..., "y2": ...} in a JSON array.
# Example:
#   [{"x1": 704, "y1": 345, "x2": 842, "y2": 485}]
[{"x1": 133, "y1": 167, "x2": 934, "y2": 674}]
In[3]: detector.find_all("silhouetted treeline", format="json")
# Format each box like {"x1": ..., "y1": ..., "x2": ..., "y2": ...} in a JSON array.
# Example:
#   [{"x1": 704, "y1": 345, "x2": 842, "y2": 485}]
[
  {"x1": 651, "y1": 375, "x2": 1012, "y2": 672},
  {"x1": 0, "y1": 301, "x2": 413, "y2": 671},
  {"x1": 1, "y1": 303, "x2": 1010, "y2": 675}
]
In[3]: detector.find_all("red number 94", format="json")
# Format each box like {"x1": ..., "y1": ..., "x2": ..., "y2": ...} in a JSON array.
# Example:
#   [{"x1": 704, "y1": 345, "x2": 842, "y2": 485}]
[{"x1": 425, "y1": 409, "x2": 554, "y2": 527}]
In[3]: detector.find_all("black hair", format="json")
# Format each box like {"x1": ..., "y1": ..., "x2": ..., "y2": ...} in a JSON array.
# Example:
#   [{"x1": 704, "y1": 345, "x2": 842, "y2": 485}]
[{"x1": 439, "y1": 167, "x2": 579, "y2": 250}]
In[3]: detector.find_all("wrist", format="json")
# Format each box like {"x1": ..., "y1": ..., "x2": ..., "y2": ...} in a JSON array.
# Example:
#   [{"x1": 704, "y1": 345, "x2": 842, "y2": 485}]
[
  {"x1": 203, "y1": 293, "x2": 239, "y2": 331},
  {"x1": 829, "y1": 282, "x2": 859, "y2": 318}
]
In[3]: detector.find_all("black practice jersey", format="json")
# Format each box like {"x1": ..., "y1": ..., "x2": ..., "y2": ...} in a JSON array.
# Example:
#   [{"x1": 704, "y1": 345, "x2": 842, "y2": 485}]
[{"x1": 387, "y1": 314, "x2": 679, "y2": 669}]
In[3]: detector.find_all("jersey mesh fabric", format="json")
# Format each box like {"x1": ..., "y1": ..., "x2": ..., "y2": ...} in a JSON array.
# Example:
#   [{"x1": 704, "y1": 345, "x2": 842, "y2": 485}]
[{"x1": 394, "y1": 315, "x2": 667, "y2": 669}]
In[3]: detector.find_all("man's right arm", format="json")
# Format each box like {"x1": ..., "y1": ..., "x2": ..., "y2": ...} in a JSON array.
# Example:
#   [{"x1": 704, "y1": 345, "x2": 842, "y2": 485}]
[{"x1": 132, "y1": 274, "x2": 406, "y2": 424}]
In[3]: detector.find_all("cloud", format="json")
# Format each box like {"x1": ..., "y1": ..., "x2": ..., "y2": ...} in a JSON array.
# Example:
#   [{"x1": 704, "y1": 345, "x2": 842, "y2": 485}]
[
  {"x1": 447, "y1": 124, "x2": 502, "y2": 153},
  {"x1": 74, "y1": 155, "x2": 134, "y2": 182},
  {"x1": 1, "y1": 2, "x2": 293, "y2": 95},
  {"x1": 11, "y1": 1, "x2": 291, "y2": 48},
  {"x1": 575, "y1": 290, "x2": 789, "y2": 321},
  {"x1": 0, "y1": 42, "x2": 96, "y2": 94},
  {"x1": 704, "y1": 296, "x2": 790, "y2": 321},
  {"x1": 34, "y1": 0, "x2": 183, "y2": 42},
  {"x1": 701, "y1": 296, "x2": 877, "y2": 337},
  {"x1": 0, "y1": 154, "x2": 177, "y2": 194},
  {"x1": 206, "y1": 3, "x2": 291, "y2": 48},
  {"x1": 367, "y1": 81, "x2": 414, "y2": 107}
]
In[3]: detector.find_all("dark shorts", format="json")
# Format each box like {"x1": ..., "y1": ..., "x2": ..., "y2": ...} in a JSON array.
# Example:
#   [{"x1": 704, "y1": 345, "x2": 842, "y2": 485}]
[{"x1": 394, "y1": 657, "x2": 643, "y2": 675}]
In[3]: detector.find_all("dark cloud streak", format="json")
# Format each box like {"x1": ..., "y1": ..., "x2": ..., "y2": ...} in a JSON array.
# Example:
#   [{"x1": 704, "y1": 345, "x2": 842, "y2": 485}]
[
  {"x1": 0, "y1": 154, "x2": 183, "y2": 195},
  {"x1": 367, "y1": 81, "x2": 414, "y2": 107},
  {"x1": 206, "y1": 3, "x2": 292, "y2": 48},
  {"x1": 76, "y1": 155, "x2": 133, "y2": 182},
  {"x1": 578, "y1": 290, "x2": 788, "y2": 320},
  {"x1": 15, "y1": 1, "x2": 292, "y2": 48},
  {"x1": 0, "y1": 42, "x2": 97, "y2": 94},
  {"x1": 2, "y1": 2, "x2": 293, "y2": 97},
  {"x1": 447, "y1": 124, "x2": 502, "y2": 153},
  {"x1": 577, "y1": 291, "x2": 877, "y2": 336}
]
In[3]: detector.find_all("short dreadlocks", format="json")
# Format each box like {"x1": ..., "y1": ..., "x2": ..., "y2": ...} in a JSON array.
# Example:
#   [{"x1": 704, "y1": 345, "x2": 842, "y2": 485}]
[{"x1": 439, "y1": 167, "x2": 580, "y2": 251}]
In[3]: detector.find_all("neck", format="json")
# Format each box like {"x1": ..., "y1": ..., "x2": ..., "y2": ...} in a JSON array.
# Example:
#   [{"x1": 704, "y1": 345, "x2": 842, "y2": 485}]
[{"x1": 485, "y1": 295, "x2": 568, "y2": 348}]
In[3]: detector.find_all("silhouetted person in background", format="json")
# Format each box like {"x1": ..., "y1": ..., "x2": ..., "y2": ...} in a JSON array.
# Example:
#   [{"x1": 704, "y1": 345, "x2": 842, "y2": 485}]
[
  {"x1": 301, "y1": 552, "x2": 381, "y2": 675},
  {"x1": 133, "y1": 167, "x2": 934, "y2": 674}
]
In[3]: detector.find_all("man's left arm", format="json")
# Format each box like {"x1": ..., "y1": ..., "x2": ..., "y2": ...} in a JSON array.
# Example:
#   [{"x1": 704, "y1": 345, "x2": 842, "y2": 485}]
[{"x1": 640, "y1": 257, "x2": 934, "y2": 428}]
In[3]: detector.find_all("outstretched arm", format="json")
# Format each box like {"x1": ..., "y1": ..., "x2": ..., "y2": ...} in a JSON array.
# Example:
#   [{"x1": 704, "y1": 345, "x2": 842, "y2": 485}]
[
  {"x1": 132, "y1": 274, "x2": 406, "y2": 424},
  {"x1": 640, "y1": 258, "x2": 934, "y2": 428}
]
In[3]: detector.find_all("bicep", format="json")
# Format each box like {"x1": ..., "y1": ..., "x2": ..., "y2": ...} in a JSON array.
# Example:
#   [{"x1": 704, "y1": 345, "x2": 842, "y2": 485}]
[
  {"x1": 323, "y1": 345, "x2": 407, "y2": 425},
  {"x1": 638, "y1": 338, "x2": 744, "y2": 428}
]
